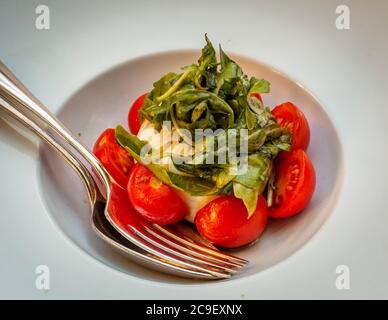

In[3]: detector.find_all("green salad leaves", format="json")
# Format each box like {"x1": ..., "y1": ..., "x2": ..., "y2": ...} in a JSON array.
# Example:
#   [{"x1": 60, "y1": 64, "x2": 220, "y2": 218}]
[{"x1": 115, "y1": 35, "x2": 292, "y2": 217}]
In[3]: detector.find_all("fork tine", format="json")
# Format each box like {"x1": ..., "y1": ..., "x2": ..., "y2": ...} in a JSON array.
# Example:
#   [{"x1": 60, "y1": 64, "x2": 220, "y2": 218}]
[
  {"x1": 152, "y1": 224, "x2": 249, "y2": 266},
  {"x1": 142, "y1": 224, "x2": 243, "y2": 270},
  {"x1": 139, "y1": 226, "x2": 240, "y2": 274},
  {"x1": 129, "y1": 225, "x2": 237, "y2": 275},
  {"x1": 110, "y1": 222, "x2": 232, "y2": 279},
  {"x1": 92, "y1": 217, "x2": 218, "y2": 280},
  {"x1": 126, "y1": 235, "x2": 230, "y2": 279}
]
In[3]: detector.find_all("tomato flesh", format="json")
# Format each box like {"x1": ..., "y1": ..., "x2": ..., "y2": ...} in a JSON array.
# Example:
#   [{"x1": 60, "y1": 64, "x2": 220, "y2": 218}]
[
  {"x1": 269, "y1": 149, "x2": 316, "y2": 218},
  {"x1": 128, "y1": 93, "x2": 147, "y2": 134},
  {"x1": 93, "y1": 128, "x2": 134, "y2": 188},
  {"x1": 108, "y1": 183, "x2": 142, "y2": 229},
  {"x1": 127, "y1": 164, "x2": 188, "y2": 225},
  {"x1": 272, "y1": 102, "x2": 310, "y2": 151},
  {"x1": 195, "y1": 195, "x2": 268, "y2": 248}
]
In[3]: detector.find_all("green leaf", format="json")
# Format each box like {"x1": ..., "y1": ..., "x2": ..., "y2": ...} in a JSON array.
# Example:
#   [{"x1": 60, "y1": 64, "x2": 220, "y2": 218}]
[
  {"x1": 233, "y1": 154, "x2": 272, "y2": 193},
  {"x1": 168, "y1": 172, "x2": 218, "y2": 195},
  {"x1": 195, "y1": 34, "x2": 218, "y2": 90},
  {"x1": 198, "y1": 34, "x2": 217, "y2": 71},
  {"x1": 168, "y1": 89, "x2": 235, "y2": 138},
  {"x1": 156, "y1": 66, "x2": 197, "y2": 102},
  {"x1": 123, "y1": 34, "x2": 294, "y2": 216},
  {"x1": 249, "y1": 78, "x2": 270, "y2": 94},
  {"x1": 247, "y1": 129, "x2": 267, "y2": 152},
  {"x1": 172, "y1": 162, "x2": 235, "y2": 189},
  {"x1": 115, "y1": 125, "x2": 220, "y2": 196},
  {"x1": 233, "y1": 182, "x2": 259, "y2": 218},
  {"x1": 115, "y1": 125, "x2": 173, "y2": 184},
  {"x1": 245, "y1": 107, "x2": 257, "y2": 130},
  {"x1": 219, "y1": 47, "x2": 243, "y2": 79}
]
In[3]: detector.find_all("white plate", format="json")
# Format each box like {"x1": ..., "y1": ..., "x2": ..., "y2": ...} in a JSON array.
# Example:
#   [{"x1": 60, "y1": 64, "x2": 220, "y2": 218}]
[
  {"x1": 1, "y1": 0, "x2": 388, "y2": 299},
  {"x1": 38, "y1": 50, "x2": 342, "y2": 282}
]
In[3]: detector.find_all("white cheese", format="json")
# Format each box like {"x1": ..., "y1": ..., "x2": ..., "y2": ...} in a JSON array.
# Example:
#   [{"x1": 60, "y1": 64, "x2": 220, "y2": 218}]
[
  {"x1": 137, "y1": 120, "x2": 218, "y2": 222},
  {"x1": 176, "y1": 191, "x2": 218, "y2": 223}
]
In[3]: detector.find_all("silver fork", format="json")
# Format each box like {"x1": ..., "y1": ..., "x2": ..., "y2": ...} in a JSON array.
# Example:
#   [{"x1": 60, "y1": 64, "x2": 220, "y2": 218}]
[{"x1": 0, "y1": 61, "x2": 248, "y2": 279}]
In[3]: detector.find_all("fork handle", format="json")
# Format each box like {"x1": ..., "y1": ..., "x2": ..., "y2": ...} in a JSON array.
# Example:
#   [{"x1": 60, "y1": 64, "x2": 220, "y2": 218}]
[
  {"x1": 0, "y1": 96, "x2": 97, "y2": 207},
  {"x1": 0, "y1": 61, "x2": 110, "y2": 189}
]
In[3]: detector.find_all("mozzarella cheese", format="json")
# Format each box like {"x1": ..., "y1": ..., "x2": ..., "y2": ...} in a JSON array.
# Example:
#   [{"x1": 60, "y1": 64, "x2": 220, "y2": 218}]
[{"x1": 137, "y1": 120, "x2": 218, "y2": 222}]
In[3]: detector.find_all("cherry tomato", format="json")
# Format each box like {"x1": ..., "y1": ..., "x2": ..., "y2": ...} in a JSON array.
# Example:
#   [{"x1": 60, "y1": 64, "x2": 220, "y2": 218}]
[
  {"x1": 195, "y1": 195, "x2": 268, "y2": 248},
  {"x1": 127, "y1": 164, "x2": 188, "y2": 225},
  {"x1": 269, "y1": 149, "x2": 316, "y2": 218},
  {"x1": 93, "y1": 128, "x2": 134, "y2": 188},
  {"x1": 128, "y1": 93, "x2": 147, "y2": 134},
  {"x1": 272, "y1": 102, "x2": 310, "y2": 151},
  {"x1": 250, "y1": 92, "x2": 263, "y2": 103},
  {"x1": 108, "y1": 183, "x2": 142, "y2": 230}
]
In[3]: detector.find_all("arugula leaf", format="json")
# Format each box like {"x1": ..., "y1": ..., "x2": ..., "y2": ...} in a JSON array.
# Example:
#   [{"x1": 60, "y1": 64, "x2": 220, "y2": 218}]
[
  {"x1": 233, "y1": 183, "x2": 259, "y2": 217},
  {"x1": 233, "y1": 154, "x2": 272, "y2": 192},
  {"x1": 198, "y1": 34, "x2": 217, "y2": 71},
  {"x1": 123, "y1": 35, "x2": 293, "y2": 218},
  {"x1": 195, "y1": 34, "x2": 218, "y2": 90},
  {"x1": 115, "y1": 125, "x2": 220, "y2": 196},
  {"x1": 219, "y1": 47, "x2": 243, "y2": 79},
  {"x1": 168, "y1": 89, "x2": 235, "y2": 138},
  {"x1": 249, "y1": 77, "x2": 270, "y2": 95},
  {"x1": 115, "y1": 125, "x2": 173, "y2": 184},
  {"x1": 172, "y1": 162, "x2": 235, "y2": 190}
]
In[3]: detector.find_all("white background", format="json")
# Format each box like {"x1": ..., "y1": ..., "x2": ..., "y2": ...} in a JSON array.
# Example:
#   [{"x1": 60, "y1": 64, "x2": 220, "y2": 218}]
[{"x1": 0, "y1": 0, "x2": 387, "y2": 299}]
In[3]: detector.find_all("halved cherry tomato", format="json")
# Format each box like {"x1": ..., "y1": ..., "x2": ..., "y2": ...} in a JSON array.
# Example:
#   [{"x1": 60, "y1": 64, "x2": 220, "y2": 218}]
[
  {"x1": 272, "y1": 102, "x2": 310, "y2": 151},
  {"x1": 127, "y1": 164, "x2": 188, "y2": 225},
  {"x1": 250, "y1": 92, "x2": 263, "y2": 103},
  {"x1": 93, "y1": 128, "x2": 134, "y2": 188},
  {"x1": 195, "y1": 195, "x2": 268, "y2": 248},
  {"x1": 128, "y1": 93, "x2": 147, "y2": 134},
  {"x1": 269, "y1": 149, "x2": 316, "y2": 218},
  {"x1": 108, "y1": 183, "x2": 142, "y2": 230}
]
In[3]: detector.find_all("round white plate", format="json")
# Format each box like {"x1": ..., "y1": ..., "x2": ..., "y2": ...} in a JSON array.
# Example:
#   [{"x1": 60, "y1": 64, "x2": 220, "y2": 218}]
[
  {"x1": 1, "y1": 0, "x2": 388, "y2": 299},
  {"x1": 38, "y1": 50, "x2": 342, "y2": 282}
]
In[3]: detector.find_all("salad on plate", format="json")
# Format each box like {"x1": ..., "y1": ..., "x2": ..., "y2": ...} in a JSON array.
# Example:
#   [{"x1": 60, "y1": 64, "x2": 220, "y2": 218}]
[{"x1": 93, "y1": 35, "x2": 316, "y2": 249}]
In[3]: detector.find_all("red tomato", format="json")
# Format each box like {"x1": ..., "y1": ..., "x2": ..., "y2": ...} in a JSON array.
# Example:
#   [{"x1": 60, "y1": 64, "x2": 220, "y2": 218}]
[
  {"x1": 250, "y1": 92, "x2": 263, "y2": 103},
  {"x1": 93, "y1": 128, "x2": 134, "y2": 188},
  {"x1": 127, "y1": 164, "x2": 188, "y2": 225},
  {"x1": 108, "y1": 183, "x2": 142, "y2": 230},
  {"x1": 269, "y1": 149, "x2": 316, "y2": 218},
  {"x1": 272, "y1": 102, "x2": 310, "y2": 151},
  {"x1": 195, "y1": 195, "x2": 268, "y2": 248},
  {"x1": 128, "y1": 93, "x2": 147, "y2": 134}
]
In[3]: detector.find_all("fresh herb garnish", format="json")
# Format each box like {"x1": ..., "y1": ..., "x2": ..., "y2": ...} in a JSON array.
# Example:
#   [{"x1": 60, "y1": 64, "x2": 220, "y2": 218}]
[{"x1": 115, "y1": 35, "x2": 292, "y2": 217}]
